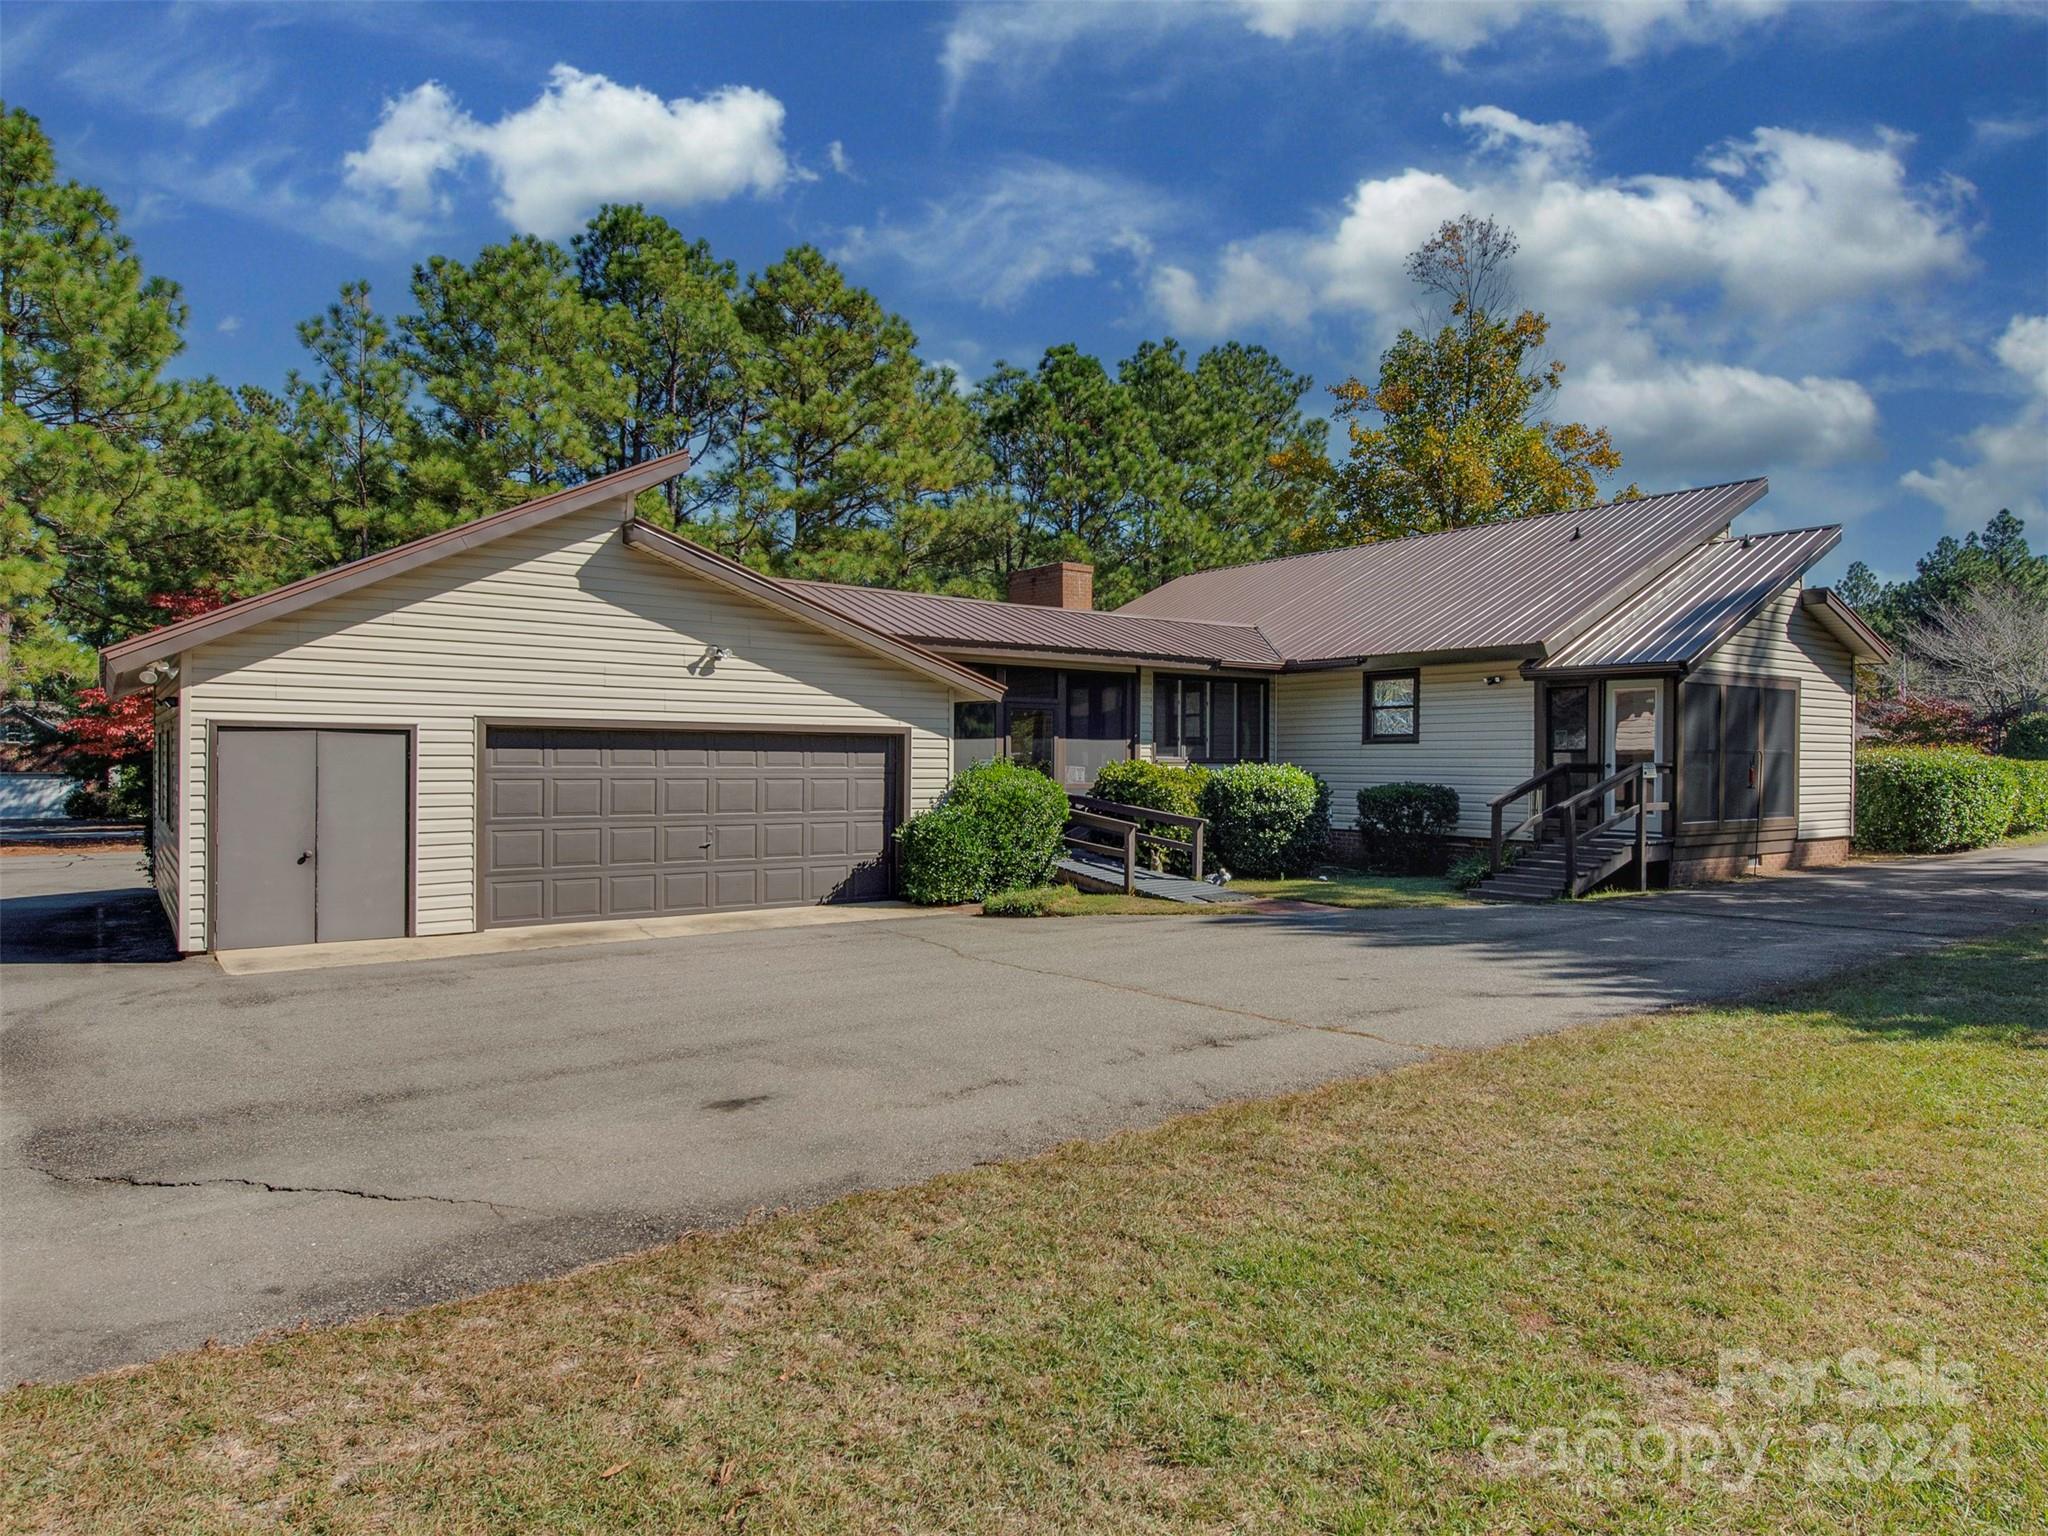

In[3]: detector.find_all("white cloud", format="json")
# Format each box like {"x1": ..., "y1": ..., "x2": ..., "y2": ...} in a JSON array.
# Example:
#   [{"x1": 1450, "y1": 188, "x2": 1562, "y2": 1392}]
[
  {"x1": 1902, "y1": 314, "x2": 2048, "y2": 528},
  {"x1": 215, "y1": 315, "x2": 242, "y2": 334},
  {"x1": 839, "y1": 160, "x2": 1177, "y2": 308},
  {"x1": 940, "y1": 1, "x2": 1789, "y2": 104},
  {"x1": 827, "y1": 140, "x2": 855, "y2": 177},
  {"x1": 335, "y1": 66, "x2": 793, "y2": 242},
  {"x1": 1569, "y1": 361, "x2": 1879, "y2": 482},
  {"x1": 1151, "y1": 111, "x2": 1972, "y2": 335}
]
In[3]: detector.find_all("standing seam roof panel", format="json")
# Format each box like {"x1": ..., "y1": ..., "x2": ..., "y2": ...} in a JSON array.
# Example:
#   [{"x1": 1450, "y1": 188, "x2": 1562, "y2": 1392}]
[
  {"x1": 1537, "y1": 525, "x2": 1841, "y2": 670},
  {"x1": 1119, "y1": 481, "x2": 1769, "y2": 661}
]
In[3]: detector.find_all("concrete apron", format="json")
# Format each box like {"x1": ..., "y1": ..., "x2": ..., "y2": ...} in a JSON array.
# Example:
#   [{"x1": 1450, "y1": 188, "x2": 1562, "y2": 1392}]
[{"x1": 214, "y1": 901, "x2": 958, "y2": 976}]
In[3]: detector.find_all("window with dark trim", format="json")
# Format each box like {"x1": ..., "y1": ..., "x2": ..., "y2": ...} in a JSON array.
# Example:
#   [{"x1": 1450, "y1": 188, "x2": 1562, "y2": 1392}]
[
  {"x1": 1363, "y1": 669, "x2": 1420, "y2": 743},
  {"x1": 1153, "y1": 675, "x2": 1268, "y2": 763},
  {"x1": 1679, "y1": 678, "x2": 1797, "y2": 826}
]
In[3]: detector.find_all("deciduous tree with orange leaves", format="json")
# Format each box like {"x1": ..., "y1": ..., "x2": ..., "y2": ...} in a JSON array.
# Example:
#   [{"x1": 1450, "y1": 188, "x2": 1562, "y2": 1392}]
[{"x1": 1290, "y1": 215, "x2": 1633, "y2": 547}]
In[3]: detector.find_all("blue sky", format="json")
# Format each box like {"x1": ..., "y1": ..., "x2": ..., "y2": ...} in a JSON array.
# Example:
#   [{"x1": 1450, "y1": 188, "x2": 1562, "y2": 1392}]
[{"x1": 6, "y1": 1, "x2": 2046, "y2": 585}]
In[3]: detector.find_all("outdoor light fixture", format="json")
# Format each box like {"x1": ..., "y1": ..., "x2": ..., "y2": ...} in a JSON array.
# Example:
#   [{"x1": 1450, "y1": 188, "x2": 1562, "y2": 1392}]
[
  {"x1": 1485, "y1": 675, "x2": 1503, "y2": 686},
  {"x1": 709, "y1": 645, "x2": 735, "y2": 662}
]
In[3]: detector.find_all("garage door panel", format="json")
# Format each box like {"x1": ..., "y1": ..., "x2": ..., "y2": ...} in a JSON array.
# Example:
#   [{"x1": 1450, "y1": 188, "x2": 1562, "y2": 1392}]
[
  {"x1": 609, "y1": 777, "x2": 657, "y2": 816},
  {"x1": 491, "y1": 881, "x2": 544, "y2": 924},
  {"x1": 608, "y1": 825, "x2": 658, "y2": 864},
  {"x1": 491, "y1": 778, "x2": 544, "y2": 818},
  {"x1": 551, "y1": 827, "x2": 603, "y2": 866},
  {"x1": 608, "y1": 874, "x2": 657, "y2": 915},
  {"x1": 483, "y1": 728, "x2": 897, "y2": 927},
  {"x1": 661, "y1": 824, "x2": 712, "y2": 862},
  {"x1": 662, "y1": 777, "x2": 709, "y2": 815},
  {"x1": 552, "y1": 877, "x2": 602, "y2": 918},
  {"x1": 553, "y1": 778, "x2": 602, "y2": 817},
  {"x1": 490, "y1": 829, "x2": 545, "y2": 870}
]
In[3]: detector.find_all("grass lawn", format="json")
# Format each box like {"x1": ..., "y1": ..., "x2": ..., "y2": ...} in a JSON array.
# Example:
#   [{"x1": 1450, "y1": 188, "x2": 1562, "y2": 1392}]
[
  {"x1": 1229, "y1": 869, "x2": 1471, "y2": 908},
  {"x1": 980, "y1": 884, "x2": 1248, "y2": 917},
  {"x1": 5, "y1": 931, "x2": 2043, "y2": 1534}
]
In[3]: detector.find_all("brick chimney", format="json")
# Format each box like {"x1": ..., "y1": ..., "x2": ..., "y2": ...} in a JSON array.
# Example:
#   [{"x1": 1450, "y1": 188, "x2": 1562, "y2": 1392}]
[{"x1": 1007, "y1": 560, "x2": 1094, "y2": 610}]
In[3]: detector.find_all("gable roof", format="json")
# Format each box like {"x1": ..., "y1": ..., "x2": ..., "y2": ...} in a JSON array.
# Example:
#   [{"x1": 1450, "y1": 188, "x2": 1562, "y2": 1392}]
[
  {"x1": 1117, "y1": 480, "x2": 1769, "y2": 663},
  {"x1": 102, "y1": 452, "x2": 697, "y2": 699},
  {"x1": 621, "y1": 523, "x2": 1001, "y2": 699},
  {"x1": 781, "y1": 579, "x2": 1284, "y2": 670},
  {"x1": 1531, "y1": 524, "x2": 1843, "y2": 675}
]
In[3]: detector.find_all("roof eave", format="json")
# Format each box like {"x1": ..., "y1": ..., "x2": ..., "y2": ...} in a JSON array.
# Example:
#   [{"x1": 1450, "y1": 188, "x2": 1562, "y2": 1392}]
[
  {"x1": 1800, "y1": 587, "x2": 1895, "y2": 662},
  {"x1": 620, "y1": 522, "x2": 1003, "y2": 700}
]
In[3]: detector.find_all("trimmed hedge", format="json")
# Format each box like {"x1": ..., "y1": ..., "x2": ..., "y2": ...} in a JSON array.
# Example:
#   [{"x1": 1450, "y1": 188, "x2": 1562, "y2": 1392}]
[
  {"x1": 1198, "y1": 762, "x2": 1330, "y2": 878},
  {"x1": 1356, "y1": 782, "x2": 1461, "y2": 874},
  {"x1": 897, "y1": 759, "x2": 1069, "y2": 904},
  {"x1": 2004, "y1": 756, "x2": 2048, "y2": 835},
  {"x1": 1091, "y1": 759, "x2": 1209, "y2": 873},
  {"x1": 2005, "y1": 714, "x2": 2048, "y2": 761},
  {"x1": 1855, "y1": 746, "x2": 2029, "y2": 853}
]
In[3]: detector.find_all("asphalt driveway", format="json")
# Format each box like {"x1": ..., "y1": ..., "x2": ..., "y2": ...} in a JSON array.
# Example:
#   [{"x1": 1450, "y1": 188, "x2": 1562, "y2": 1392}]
[{"x1": 4, "y1": 845, "x2": 2044, "y2": 1383}]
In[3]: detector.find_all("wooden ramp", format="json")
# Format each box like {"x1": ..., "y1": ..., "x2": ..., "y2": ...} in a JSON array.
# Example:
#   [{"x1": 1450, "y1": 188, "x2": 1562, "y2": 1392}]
[{"x1": 1055, "y1": 852, "x2": 1248, "y2": 905}]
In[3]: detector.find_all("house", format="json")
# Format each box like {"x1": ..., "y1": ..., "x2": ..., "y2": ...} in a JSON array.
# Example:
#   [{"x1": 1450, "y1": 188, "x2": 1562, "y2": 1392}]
[
  {"x1": 102, "y1": 456, "x2": 1889, "y2": 952},
  {"x1": 0, "y1": 703, "x2": 76, "y2": 820}
]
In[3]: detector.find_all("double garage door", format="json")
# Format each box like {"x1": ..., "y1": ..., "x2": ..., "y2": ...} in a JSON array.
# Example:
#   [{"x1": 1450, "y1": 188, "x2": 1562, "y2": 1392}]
[{"x1": 482, "y1": 727, "x2": 899, "y2": 928}]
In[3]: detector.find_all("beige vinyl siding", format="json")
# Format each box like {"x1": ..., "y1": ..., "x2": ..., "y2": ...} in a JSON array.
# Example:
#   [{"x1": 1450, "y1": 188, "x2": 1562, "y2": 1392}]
[
  {"x1": 1692, "y1": 582, "x2": 1857, "y2": 840},
  {"x1": 172, "y1": 496, "x2": 959, "y2": 950},
  {"x1": 152, "y1": 684, "x2": 178, "y2": 929},
  {"x1": 1275, "y1": 663, "x2": 1537, "y2": 839}
]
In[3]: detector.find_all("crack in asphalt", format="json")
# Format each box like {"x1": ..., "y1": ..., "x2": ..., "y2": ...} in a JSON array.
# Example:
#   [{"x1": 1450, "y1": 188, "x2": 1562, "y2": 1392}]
[
  {"x1": 883, "y1": 928, "x2": 1420, "y2": 1050},
  {"x1": 17, "y1": 1164, "x2": 527, "y2": 1218}
]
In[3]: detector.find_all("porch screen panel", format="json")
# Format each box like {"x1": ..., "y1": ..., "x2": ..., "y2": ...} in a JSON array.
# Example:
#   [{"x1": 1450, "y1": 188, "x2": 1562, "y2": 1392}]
[
  {"x1": 1760, "y1": 687, "x2": 1797, "y2": 820},
  {"x1": 1680, "y1": 682, "x2": 1720, "y2": 826},
  {"x1": 1722, "y1": 686, "x2": 1761, "y2": 823},
  {"x1": 1238, "y1": 683, "x2": 1265, "y2": 761},
  {"x1": 1153, "y1": 677, "x2": 1179, "y2": 756},
  {"x1": 1212, "y1": 683, "x2": 1237, "y2": 762}
]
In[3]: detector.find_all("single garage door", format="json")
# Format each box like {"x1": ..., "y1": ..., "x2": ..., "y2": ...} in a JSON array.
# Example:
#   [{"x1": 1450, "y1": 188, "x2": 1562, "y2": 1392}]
[{"x1": 482, "y1": 727, "x2": 898, "y2": 928}]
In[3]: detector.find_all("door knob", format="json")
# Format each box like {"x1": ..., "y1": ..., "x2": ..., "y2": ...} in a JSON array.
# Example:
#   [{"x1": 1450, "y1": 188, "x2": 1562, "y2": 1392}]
[{"x1": 296, "y1": 850, "x2": 312, "y2": 865}]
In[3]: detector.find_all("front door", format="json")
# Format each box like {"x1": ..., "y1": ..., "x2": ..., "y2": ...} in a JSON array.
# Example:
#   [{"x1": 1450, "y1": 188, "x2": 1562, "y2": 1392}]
[
  {"x1": 1544, "y1": 684, "x2": 1596, "y2": 831},
  {"x1": 1605, "y1": 682, "x2": 1664, "y2": 835}
]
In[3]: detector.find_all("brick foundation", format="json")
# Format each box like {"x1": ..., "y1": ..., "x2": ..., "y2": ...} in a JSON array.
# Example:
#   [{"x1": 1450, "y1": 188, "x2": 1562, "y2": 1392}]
[{"x1": 1670, "y1": 836, "x2": 1851, "y2": 887}]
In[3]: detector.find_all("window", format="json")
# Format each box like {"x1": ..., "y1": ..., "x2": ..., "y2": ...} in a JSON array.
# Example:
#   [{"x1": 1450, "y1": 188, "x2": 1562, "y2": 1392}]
[
  {"x1": 1064, "y1": 675, "x2": 1129, "y2": 742},
  {"x1": 1153, "y1": 675, "x2": 1268, "y2": 763},
  {"x1": 153, "y1": 699, "x2": 178, "y2": 830},
  {"x1": 953, "y1": 701, "x2": 997, "y2": 740},
  {"x1": 0, "y1": 718, "x2": 33, "y2": 745},
  {"x1": 1679, "y1": 678, "x2": 1797, "y2": 826},
  {"x1": 1363, "y1": 670, "x2": 1420, "y2": 743}
]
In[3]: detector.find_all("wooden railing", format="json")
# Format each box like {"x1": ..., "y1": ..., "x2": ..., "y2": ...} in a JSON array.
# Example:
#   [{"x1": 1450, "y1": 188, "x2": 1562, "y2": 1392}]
[
  {"x1": 1490, "y1": 761, "x2": 1671, "y2": 896},
  {"x1": 1062, "y1": 794, "x2": 1208, "y2": 894}
]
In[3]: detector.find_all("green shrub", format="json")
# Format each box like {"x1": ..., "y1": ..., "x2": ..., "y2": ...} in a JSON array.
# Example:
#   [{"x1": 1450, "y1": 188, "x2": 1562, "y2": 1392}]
[
  {"x1": 1198, "y1": 762, "x2": 1329, "y2": 878},
  {"x1": 981, "y1": 885, "x2": 1062, "y2": 917},
  {"x1": 1090, "y1": 758, "x2": 1208, "y2": 873},
  {"x1": 1356, "y1": 782, "x2": 1461, "y2": 874},
  {"x1": 1855, "y1": 746, "x2": 2018, "y2": 853},
  {"x1": 2004, "y1": 714, "x2": 2048, "y2": 761},
  {"x1": 62, "y1": 764, "x2": 147, "y2": 821},
  {"x1": 2003, "y1": 757, "x2": 2048, "y2": 835},
  {"x1": 897, "y1": 759, "x2": 1070, "y2": 904}
]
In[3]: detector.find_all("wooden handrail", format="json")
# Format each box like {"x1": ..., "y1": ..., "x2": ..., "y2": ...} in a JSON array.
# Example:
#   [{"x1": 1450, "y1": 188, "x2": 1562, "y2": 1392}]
[
  {"x1": 1068, "y1": 794, "x2": 1207, "y2": 880},
  {"x1": 1490, "y1": 763, "x2": 1573, "y2": 873}
]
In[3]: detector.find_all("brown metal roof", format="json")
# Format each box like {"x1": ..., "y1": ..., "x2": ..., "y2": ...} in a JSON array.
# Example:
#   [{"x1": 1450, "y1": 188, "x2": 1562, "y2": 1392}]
[
  {"x1": 1531, "y1": 524, "x2": 1841, "y2": 674},
  {"x1": 622, "y1": 524, "x2": 1002, "y2": 699},
  {"x1": 780, "y1": 579, "x2": 1285, "y2": 670},
  {"x1": 1799, "y1": 587, "x2": 1895, "y2": 662},
  {"x1": 1116, "y1": 480, "x2": 1769, "y2": 663},
  {"x1": 102, "y1": 452, "x2": 695, "y2": 698}
]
